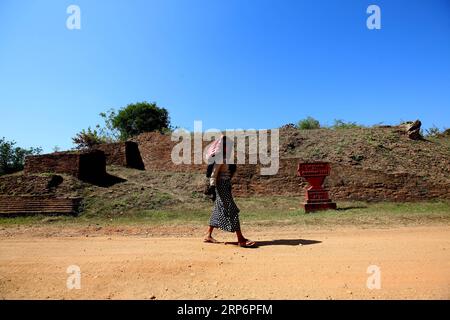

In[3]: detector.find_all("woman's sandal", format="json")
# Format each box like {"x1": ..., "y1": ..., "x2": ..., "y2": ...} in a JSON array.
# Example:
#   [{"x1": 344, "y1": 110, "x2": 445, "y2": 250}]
[
  {"x1": 203, "y1": 236, "x2": 220, "y2": 244},
  {"x1": 238, "y1": 240, "x2": 256, "y2": 248}
]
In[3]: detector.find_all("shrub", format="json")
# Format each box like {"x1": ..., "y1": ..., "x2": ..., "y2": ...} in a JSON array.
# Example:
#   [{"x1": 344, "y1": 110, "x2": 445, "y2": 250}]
[
  {"x1": 297, "y1": 117, "x2": 321, "y2": 130},
  {"x1": 332, "y1": 119, "x2": 363, "y2": 129},
  {"x1": 72, "y1": 127, "x2": 107, "y2": 149},
  {"x1": 425, "y1": 125, "x2": 443, "y2": 138}
]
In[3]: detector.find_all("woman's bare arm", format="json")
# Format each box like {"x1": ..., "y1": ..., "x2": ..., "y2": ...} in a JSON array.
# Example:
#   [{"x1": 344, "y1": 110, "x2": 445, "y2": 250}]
[{"x1": 209, "y1": 163, "x2": 222, "y2": 186}]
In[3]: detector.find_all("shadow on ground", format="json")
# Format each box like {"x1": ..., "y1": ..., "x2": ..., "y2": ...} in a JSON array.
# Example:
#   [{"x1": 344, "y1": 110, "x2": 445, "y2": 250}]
[
  {"x1": 256, "y1": 239, "x2": 322, "y2": 247},
  {"x1": 337, "y1": 206, "x2": 368, "y2": 211},
  {"x1": 82, "y1": 174, "x2": 127, "y2": 187},
  {"x1": 224, "y1": 239, "x2": 322, "y2": 248}
]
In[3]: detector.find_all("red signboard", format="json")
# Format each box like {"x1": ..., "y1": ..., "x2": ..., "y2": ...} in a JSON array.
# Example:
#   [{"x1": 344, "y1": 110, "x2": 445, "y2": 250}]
[
  {"x1": 297, "y1": 162, "x2": 331, "y2": 177},
  {"x1": 297, "y1": 162, "x2": 337, "y2": 213}
]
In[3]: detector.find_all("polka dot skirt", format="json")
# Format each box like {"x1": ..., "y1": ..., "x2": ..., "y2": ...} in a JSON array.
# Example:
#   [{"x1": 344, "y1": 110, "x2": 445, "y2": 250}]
[{"x1": 209, "y1": 178, "x2": 241, "y2": 232}]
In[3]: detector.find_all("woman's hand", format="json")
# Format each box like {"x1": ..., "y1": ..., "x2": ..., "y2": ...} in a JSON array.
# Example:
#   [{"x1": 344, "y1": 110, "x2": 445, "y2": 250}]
[{"x1": 203, "y1": 184, "x2": 216, "y2": 202}]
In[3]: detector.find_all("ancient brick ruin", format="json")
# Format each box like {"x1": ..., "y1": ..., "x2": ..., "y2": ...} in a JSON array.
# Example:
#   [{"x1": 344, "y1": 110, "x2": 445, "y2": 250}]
[
  {"x1": 0, "y1": 196, "x2": 82, "y2": 216},
  {"x1": 132, "y1": 132, "x2": 204, "y2": 172},
  {"x1": 0, "y1": 150, "x2": 107, "y2": 216},
  {"x1": 24, "y1": 150, "x2": 106, "y2": 183},
  {"x1": 132, "y1": 132, "x2": 450, "y2": 201},
  {"x1": 93, "y1": 141, "x2": 144, "y2": 170},
  {"x1": 2, "y1": 127, "x2": 450, "y2": 216}
]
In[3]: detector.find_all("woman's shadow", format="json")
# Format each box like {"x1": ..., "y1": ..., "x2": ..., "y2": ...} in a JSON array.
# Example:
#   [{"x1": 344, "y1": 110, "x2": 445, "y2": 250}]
[
  {"x1": 256, "y1": 239, "x2": 321, "y2": 247},
  {"x1": 225, "y1": 239, "x2": 321, "y2": 248}
]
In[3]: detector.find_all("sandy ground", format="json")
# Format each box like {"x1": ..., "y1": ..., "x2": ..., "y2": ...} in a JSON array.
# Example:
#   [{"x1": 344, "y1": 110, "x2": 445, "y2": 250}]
[{"x1": 0, "y1": 225, "x2": 449, "y2": 300}]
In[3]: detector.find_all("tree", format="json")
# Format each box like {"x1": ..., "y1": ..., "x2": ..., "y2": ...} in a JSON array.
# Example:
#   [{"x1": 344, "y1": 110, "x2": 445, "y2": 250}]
[
  {"x1": 72, "y1": 109, "x2": 120, "y2": 150},
  {"x1": 98, "y1": 108, "x2": 121, "y2": 142},
  {"x1": 72, "y1": 127, "x2": 107, "y2": 150},
  {"x1": 112, "y1": 101, "x2": 170, "y2": 139},
  {"x1": 72, "y1": 101, "x2": 171, "y2": 149},
  {"x1": 0, "y1": 138, "x2": 42, "y2": 175}
]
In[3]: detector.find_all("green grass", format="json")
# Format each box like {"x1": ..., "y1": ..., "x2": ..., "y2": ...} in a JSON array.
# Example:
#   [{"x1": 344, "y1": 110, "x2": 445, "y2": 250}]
[{"x1": 0, "y1": 197, "x2": 449, "y2": 229}]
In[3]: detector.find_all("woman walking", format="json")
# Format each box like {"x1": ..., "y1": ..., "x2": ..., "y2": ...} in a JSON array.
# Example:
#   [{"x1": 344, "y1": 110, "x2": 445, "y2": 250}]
[{"x1": 204, "y1": 136, "x2": 256, "y2": 248}]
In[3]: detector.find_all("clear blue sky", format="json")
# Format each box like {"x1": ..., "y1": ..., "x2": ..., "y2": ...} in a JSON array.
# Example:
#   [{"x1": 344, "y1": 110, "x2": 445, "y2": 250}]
[{"x1": 1, "y1": 0, "x2": 450, "y2": 152}]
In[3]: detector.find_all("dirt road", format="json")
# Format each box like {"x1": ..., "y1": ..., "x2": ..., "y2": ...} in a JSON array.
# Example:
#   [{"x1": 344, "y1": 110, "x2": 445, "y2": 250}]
[{"x1": 1, "y1": 226, "x2": 449, "y2": 300}]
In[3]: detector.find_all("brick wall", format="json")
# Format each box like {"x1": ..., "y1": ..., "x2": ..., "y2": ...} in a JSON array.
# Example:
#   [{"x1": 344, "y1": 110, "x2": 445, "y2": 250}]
[
  {"x1": 232, "y1": 160, "x2": 450, "y2": 201},
  {"x1": 24, "y1": 150, "x2": 106, "y2": 182},
  {"x1": 93, "y1": 141, "x2": 144, "y2": 169},
  {"x1": 327, "y1": 164, "x2": 450, "y2": 201},
  {"x1": 132, "y1": 132, "x2": 204, "y2": 173},
  {"x1": 131, "y1": 132, "x2": 450, "y2": 201},
  {"x1": 0, "y1": 196, "x2": 82, "y2": 216},
  {"x1": 78, "y1": 150, "x2": 107, "y2": 182}
]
